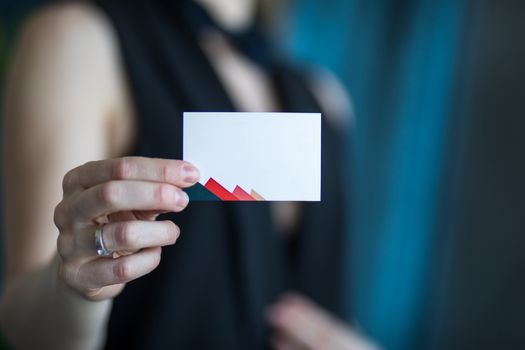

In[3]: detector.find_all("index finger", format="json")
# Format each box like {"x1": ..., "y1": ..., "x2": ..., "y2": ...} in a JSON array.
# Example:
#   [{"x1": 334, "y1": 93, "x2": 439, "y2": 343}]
[{"x1": 63, "y1": 157, "x2": 200, "y2": 192}]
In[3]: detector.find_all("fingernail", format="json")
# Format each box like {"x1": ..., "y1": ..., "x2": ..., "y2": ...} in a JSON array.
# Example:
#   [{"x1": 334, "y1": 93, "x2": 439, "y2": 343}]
[
  {"x1": 183, "y1": 163, "x2": 200, "y2": 183},
  {"x1": 176, "y1": 190, "x2": 189, "y2": 207}
]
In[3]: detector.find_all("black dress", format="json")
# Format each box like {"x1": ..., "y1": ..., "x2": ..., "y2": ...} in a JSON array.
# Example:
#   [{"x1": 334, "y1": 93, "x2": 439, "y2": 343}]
[{"x1": 94, "y1": 1, "x2": 346, "y2": 349}]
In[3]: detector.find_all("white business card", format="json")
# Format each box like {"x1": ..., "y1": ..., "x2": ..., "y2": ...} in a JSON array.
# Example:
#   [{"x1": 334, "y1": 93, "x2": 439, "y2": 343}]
[{"x1": 183, "y1": 112, "x2": 321, "y2": 201}]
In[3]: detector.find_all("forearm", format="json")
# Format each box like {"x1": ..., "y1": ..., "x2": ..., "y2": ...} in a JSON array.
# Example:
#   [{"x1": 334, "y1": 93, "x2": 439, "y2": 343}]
[{"x1": 0, "y1": 254, "x2": 112, "y2": 350}]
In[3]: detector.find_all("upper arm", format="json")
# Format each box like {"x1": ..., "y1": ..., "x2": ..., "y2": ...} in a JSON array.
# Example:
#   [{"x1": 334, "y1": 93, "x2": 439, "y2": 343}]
[{"x1": 2, "y1": 2, "x2": 131, "y2": 282}]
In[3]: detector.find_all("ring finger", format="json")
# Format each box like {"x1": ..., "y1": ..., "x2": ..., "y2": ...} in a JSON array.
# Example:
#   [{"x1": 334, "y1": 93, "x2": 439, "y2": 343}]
[{"x1": 72, "y1": 220, "x2": 180, "y2": 257}]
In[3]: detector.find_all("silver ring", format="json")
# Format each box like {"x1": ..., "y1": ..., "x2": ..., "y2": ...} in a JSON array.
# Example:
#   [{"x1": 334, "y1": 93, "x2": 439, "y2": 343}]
[{"x1": 95, "y1": 224, "x2": 113, "y2": 257}]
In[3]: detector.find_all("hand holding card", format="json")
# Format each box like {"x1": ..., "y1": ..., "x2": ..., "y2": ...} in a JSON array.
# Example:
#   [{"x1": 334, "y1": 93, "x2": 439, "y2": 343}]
[{"x1": 183, "y1": 112, "x2": 321, "y2": 201}]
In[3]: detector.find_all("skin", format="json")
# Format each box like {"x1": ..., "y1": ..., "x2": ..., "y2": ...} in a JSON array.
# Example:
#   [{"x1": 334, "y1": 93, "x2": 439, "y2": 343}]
[
  {"x1": 0, "y1": 2, "x2": 197, "y2": 348},
  {"x1": 195, "y1": 0, "x2": 257, "y2": 31},
  {"x1": 266, "y1": 294, "x2": 381, "y2": 350},
  {"x1": 0, "y1": 0, "x2": 375, "y2": 349}
]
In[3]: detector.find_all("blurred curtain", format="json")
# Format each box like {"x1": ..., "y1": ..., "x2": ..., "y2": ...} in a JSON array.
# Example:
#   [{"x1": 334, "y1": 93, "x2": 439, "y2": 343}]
[
  {"x1": 434, "y1": 1, "x2": 525, "y2": 349},
  {"x1": 283, "y1": 0, "x2": 525, "y2": 349},
  {"x1": 282, "y1": 1, "x2": 467, "y2": 349}
]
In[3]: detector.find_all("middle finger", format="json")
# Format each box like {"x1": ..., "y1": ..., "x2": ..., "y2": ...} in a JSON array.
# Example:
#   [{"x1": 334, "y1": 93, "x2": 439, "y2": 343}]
[{"x1": 63, "y1": 180, "x2": 189, "y2": 224}]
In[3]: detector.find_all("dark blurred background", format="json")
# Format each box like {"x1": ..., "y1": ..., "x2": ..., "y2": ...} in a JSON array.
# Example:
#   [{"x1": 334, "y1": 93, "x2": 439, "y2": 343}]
[{"x1": 2, "y1": 1, "x2": 524, "y2": 349}]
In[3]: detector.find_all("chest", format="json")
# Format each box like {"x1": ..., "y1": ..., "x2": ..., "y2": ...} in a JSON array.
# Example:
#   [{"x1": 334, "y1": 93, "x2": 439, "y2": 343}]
[{"x1": 199, "y1": 30, "x2": 301, "y2": 236}]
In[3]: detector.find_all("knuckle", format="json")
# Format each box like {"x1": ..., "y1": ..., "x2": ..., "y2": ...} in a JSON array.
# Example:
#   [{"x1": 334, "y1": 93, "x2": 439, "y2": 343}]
[
  {"x1": 62, "y1": 169, "x2": 78, "y2": 192},
  {"x1": 99, "y1": 182, "x2": 121, "y2": 206},
  {"x1": 56, "y1": 234, "x2": 72, "y2": 258},
  {"x1": 112, "y1": 157, "x2": 132, "y2": 180},
  {"x1": 161, "y1": 162, "x2": 179, "y2": 183},
  {"x1": 83, "y1": 160, "x2": 96, "y2": 168},
  {"x1": 57, "y1": 261, "x2": 77, "y2": 286},
  {"x1": 161, "y1": 163, "x2": 171, "y2": 182},
  {"x1": 113, "y1": 260, "x2": 133, "y2": 283},
  {"x1": 155, "y1": 184, "x2": 174, "y2": 205},
  {"x1": 60, "y1": 263, "x2": 102, "y2": 300},
  {"x1": 53, "y1": 202, "x2": 68, "y2": 230},
  {"x1": 81, "y1": 288, "x2": 103, "y2": 301},
  {"x1": 114, "y1": 223, "x2": 136, "y2": 248}
]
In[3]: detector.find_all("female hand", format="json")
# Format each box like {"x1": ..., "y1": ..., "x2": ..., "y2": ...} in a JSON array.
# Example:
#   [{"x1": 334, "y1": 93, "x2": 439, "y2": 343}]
[
  {"x1": 54, "y1": 156, "x2": 199, "y2": 301},
  {"x1": 266, "y1": 293, "x2": 381, "y2": 350}
]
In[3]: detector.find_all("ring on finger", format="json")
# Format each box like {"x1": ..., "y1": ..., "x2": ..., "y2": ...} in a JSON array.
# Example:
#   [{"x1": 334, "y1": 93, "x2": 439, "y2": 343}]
[{"x1": 95, "y1": 224, "x2": 113, "y2": 257}]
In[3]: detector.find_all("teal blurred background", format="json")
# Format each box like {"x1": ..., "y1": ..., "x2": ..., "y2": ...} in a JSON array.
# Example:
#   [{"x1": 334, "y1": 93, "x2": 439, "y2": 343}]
[
  {"x1": 2, "y1": 1, "x2": 525, "y2": 349},
  {"x1": 282, "y1": 2, "x2": 525, "y2": 349},
  {"x1": 283, "y1": 1, "x2": 470, "y2": 349}
]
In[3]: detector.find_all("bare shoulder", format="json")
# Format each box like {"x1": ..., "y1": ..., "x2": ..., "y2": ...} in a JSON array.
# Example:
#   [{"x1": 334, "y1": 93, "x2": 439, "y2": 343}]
[
  {"x1": 8, "y1": 1, "x2": 125, "y2": 121},
  {"x1": 20, "y1": 1, "x2": 114, "y2": 59},
  {"x1": 6, "y1": 1, "x2": 133, "y2": 157}
]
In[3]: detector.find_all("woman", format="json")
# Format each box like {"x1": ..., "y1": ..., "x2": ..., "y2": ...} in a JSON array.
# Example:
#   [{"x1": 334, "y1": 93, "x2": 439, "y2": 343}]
[{"x1": 0, "y1": 0, "x2": 376, "y2": 348}]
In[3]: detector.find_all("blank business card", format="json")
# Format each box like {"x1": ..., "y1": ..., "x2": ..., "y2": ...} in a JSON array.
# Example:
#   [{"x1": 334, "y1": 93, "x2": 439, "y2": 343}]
[{"x1": 183, "y1": 112, "x2": 321, "y2": 201}]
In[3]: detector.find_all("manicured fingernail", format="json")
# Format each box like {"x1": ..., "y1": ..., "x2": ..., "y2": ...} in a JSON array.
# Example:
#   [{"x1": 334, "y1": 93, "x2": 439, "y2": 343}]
[
  {"x1": 177, "y1": 190, "x2": 189, "y2": 207},
  {"x1": 183, "y1": 163, "x2": 200, "y2": 183}
]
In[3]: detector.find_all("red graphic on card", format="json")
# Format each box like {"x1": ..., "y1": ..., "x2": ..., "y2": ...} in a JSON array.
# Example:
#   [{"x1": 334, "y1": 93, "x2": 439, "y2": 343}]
[
  {"x1": 203, "y1": 178, "x2": 264, "y2": 201},
  {"x1": 204, "y1": 178, "x2": 239, "y2": 201},
  {"x1": 232, "y1": 186, "x2": 256, "y2": 201}
]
